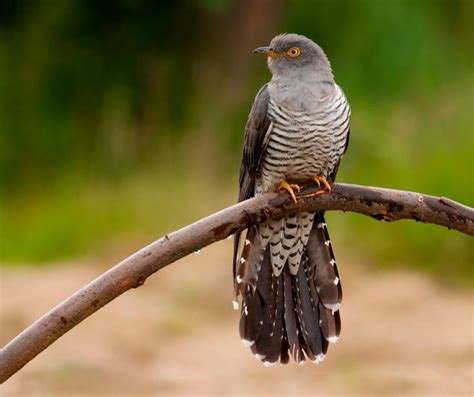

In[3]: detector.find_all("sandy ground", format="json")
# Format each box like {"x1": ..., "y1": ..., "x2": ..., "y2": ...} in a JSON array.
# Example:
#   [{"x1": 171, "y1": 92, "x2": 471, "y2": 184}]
[{"x1": 1, "y1": 241, "x2": 473, "y2": 396}]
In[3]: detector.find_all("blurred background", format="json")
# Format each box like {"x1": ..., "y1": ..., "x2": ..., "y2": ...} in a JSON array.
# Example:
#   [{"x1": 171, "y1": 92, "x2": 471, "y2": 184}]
[{"x1": 1, "y1": 0, "x2": 473, "y2": 395}]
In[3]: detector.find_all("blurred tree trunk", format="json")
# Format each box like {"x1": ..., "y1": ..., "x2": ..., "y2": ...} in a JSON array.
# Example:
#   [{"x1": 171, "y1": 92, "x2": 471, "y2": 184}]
[{"x1": 185, "y1": 0, "x2": 284, "y2": 177}]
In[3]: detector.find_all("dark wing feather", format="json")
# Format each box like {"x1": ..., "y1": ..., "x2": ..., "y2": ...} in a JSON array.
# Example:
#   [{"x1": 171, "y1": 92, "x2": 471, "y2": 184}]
[
  {"x1": 238, "y1": 83, "x2": 271, "y2": 202},
  {"x1": 343, "y1": 127, "x2": 350, "y2": 155},
  {"x1": 233, "y1": 84, "x2": 271, "y2": 279}
]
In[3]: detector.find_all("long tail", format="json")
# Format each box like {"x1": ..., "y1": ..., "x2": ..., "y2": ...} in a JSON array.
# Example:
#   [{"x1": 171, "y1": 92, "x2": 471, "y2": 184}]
[{"x1": 235, "y1": 212, "x2": 342, "y2": 365}]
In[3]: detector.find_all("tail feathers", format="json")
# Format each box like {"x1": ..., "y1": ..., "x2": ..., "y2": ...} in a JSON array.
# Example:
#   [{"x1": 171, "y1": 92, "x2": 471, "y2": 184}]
[
  {"x1": 280, "y1": 334, "x2": 290, "y2": 364},
  {"x1": 235, "y1": 226, "x2": 264, "y2": 296},
  {"x1": 306, "y1": 213, "x2": 343, "y2": 311},
  {"x1": 249, "y1": 277, "x2": 275, "y2": 360},
  {"x1": 283, "y1": 268, "x2": 305, "y2": 363},
  {"x1": 319, "y1": 302, "x2": 341, "y2": 343},
  {"x1": 239, "y1": 287, "x2": 263, "y2": 345},
  {"x1": 239, "y1": 246, "x2": 272, "y2": 350},
  {"x1": 258, "y1": 271, "x2": 285, "y2": 365},
  {"x1": 294, "y1": 255, "x2": 326, "y2": 361},
  {"x1": 236, "y1": 211, "x2": 342, "y2": 365}
]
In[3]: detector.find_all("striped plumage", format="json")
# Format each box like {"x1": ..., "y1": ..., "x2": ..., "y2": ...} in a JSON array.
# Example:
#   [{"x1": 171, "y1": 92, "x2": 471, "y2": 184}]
[
  {"x1": 261, "y1": 86, "x2": 350, "y2": 191},
  {"x1": 233, "y1": 34, "x2": 350, "y2": 365}
]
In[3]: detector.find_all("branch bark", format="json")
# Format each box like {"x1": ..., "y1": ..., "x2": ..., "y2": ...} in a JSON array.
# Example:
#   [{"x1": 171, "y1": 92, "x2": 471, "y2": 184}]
[{"x1": 1, "y1": 183, "x2": 472, "y2": 382}]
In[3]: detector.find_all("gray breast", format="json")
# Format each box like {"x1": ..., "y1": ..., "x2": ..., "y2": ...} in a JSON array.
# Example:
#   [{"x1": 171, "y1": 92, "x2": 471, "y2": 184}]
[{"x1": 257, "y1": 85, "x2": 350, "y2": 193}]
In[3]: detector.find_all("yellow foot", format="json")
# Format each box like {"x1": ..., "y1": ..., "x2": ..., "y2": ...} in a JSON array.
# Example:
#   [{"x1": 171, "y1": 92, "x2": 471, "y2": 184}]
[
  {"x1": 277, "y1": 179, "x2": 301, "y2": 204},
  {"x1": 296, "y1": 176, "x2": 332, "y2": 198},
  {"x1": 313, "y1": 176, "x2": 332, "y2": 192}
]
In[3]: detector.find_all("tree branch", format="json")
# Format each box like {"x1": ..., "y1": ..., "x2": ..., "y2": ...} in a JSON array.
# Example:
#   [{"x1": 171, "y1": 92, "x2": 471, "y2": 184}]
[{"x1": 1, "y1": 183, "x2": 472, "y2": 382}]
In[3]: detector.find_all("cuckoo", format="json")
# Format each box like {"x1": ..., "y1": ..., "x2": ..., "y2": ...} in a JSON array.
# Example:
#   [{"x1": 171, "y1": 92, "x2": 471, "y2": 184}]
[{"x1": 233, "y1": 33, "x2": 350, "y2": 365}]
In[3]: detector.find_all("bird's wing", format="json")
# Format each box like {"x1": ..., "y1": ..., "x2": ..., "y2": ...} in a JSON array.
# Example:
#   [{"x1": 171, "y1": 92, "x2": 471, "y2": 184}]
[
  {"x1": 233, "y1": 84, "x2": 271, "y2": 279},
  {"x1": 238, "y1": 83, "x2": 271, "y2": 202}
]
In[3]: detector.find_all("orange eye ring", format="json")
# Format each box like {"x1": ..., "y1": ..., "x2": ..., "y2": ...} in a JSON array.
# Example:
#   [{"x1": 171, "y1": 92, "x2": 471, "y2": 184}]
[{"x1": 287, "y1": 47, "x2": 301, "y2": 58}]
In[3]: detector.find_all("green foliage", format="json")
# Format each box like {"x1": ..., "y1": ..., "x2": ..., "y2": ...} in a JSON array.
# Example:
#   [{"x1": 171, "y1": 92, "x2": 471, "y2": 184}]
[
  {"x1": 0, "y1": 0, "x2": 472, "y2": 279},
  {"x1": 1, "y1": 166, "x2": 235, "y2": 263}
]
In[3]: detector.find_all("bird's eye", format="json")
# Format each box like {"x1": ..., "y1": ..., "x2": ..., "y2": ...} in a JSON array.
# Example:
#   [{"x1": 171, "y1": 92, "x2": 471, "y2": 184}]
[{"x1": 287, "y1": 47, "x2": 301, "y2": 58}]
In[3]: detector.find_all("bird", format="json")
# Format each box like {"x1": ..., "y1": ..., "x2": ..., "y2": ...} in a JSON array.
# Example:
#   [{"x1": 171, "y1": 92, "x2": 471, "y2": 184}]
[{"x1": 233, "y1": 33, "x2": 350, "y2": 366}]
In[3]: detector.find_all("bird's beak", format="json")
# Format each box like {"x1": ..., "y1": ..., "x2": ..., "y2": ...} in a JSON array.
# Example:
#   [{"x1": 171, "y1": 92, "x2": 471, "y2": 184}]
[{"x1": 253, "y1": 46, "x2": 280, "y2": 57}]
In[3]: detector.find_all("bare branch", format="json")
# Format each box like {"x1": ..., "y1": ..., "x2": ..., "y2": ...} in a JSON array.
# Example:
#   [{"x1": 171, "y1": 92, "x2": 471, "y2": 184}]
[{"x1": 1, "y1": 183, "x2": 472, "y2": 382}]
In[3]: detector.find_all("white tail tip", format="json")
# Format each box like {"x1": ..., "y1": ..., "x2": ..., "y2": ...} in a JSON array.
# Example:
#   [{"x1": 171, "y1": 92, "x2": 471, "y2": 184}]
[
  {"x1": 263, "y1": 361, "x2": 276, "y2": 367},
  {"x1": 327, "y1": 335, "x2": 339, "y2": 344},
  {"x1": 312, "y1": 353, "x2": 326, "y2": 364},
  {"x1": 324, "y1": 302, "x2": 341, "y2": 312},
  {"x1": 242, "y1": 339, "x2": 255, "y2": 347}
]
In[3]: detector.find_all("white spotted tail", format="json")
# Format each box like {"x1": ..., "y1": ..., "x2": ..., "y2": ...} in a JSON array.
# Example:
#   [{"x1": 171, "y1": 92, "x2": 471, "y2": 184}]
[{"x1": 234, "y1": 212, "x2": 342, "y2": 365}]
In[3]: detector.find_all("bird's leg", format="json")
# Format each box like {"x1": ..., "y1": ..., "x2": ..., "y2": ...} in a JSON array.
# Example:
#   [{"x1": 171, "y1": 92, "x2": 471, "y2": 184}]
[{"x1": 277, "y1": 179, "x2": 301, "y2": 204}]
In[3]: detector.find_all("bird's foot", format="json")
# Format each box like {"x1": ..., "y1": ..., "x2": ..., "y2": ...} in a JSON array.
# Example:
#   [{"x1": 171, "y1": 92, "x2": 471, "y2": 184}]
[
  {"x1": 277, "y1": 179, "x2": 301, "y2": 204},
  {"x1": 313, "y1": 176, "x2": 331, "y2": 191},
  {"x1": 300, "y1": 176, "x2": 332, "y2": 197}
]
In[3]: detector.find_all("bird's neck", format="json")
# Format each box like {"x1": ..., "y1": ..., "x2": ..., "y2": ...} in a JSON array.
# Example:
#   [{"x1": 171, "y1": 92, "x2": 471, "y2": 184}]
[{"x1": 269, "y1": 72, "x2": 336, "y2": 113}]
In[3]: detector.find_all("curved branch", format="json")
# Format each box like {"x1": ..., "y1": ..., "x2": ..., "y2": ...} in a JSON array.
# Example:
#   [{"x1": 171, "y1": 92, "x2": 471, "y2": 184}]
[{"x1": 1, "y1": 183, "x2": 472, "y2": 382}]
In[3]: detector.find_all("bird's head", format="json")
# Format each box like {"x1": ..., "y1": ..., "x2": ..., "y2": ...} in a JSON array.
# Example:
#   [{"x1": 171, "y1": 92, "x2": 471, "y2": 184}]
[{"x1": 253, "y1": 33, "x2": 333, "y2": 82}]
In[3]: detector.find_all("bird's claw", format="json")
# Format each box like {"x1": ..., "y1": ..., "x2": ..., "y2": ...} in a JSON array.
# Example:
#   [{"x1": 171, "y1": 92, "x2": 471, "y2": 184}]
[
  {"x1": 313, "y1": 176, "x2": 331, "y2": 192},
  {"x1": 277, "y1": 180, "x2": 300, "y2": 204},
  {"x1": 296, "y1": 176, "x2": 332, "y2": 199}
]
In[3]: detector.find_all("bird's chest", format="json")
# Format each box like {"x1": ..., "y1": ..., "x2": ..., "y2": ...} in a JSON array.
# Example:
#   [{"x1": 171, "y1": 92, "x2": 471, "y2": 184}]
[{"x1": 257, "y1": 101, "x2": 336, "y2": 191}]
